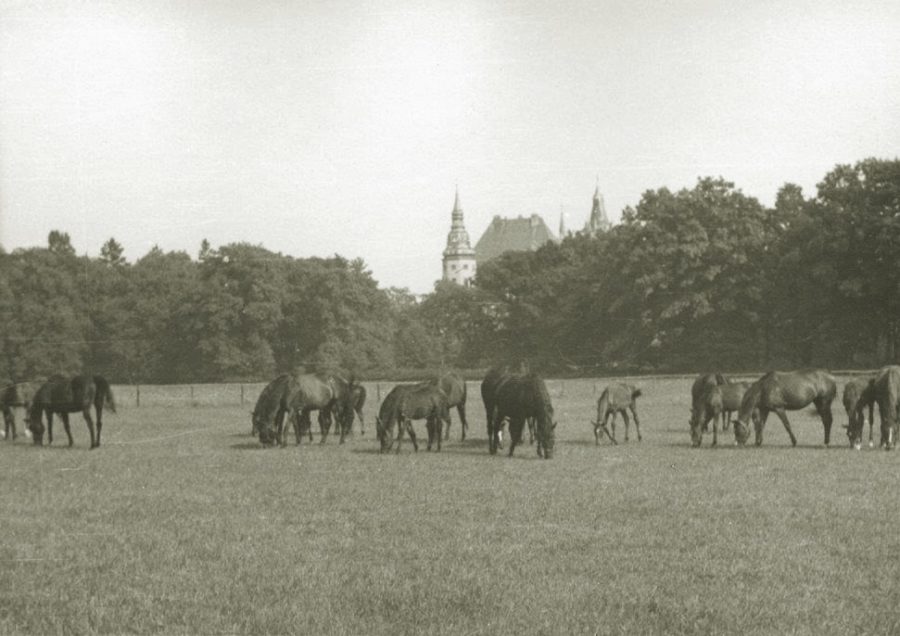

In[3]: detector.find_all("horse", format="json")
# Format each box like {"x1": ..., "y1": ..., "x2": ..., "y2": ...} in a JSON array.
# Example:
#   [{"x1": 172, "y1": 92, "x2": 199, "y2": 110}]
[
  {"x1": 691, "y1": 373, "x2": 728, "y2": 432},
  {"x1": 593, "y1": 383, "x2": 642, "y2": 444},
  {"x1": 426, "y1": 372, "x2": 468, "y2": 441},
  {"x1": 689, "y1": 383, "x2": 752, "y2": 447},
  {"x1": 489, "y1": 372, "x2": 556, "y2": 459},
  {"x1": 288, "y1": 374, "x2": 356, "y2": 446},
  {"x1": 732, "y1": 369, "x2": 836, "y2": 447},
  {"x1": 842, "y1": 374, "x2": 878, "y2": 449},
  {"x1": 26, "y1": 375, "x2": 116, "y2": 449},
  {"x1": 251, "y1": 374, "x2": 301, "y2": 444},
  {"x1": 850, "y1": 366, "x2": 900, "y2": 450},
  {"x1": 375, "y1": 383, "x2": 450, "y2": 453},
  {"x1": 1, "y1": 381, "x2": 34, "y2": 441},
  {"x1": 481, "y1": 363, "x2": 529, "y2": 448}
]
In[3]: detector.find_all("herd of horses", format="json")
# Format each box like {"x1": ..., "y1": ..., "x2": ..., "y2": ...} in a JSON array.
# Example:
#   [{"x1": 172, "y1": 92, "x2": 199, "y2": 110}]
[{"x1": 2, "y1": 365, "x2": 899, "y2": 454}]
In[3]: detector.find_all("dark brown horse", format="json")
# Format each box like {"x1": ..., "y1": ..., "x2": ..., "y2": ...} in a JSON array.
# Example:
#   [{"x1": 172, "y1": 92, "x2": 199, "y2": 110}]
[
  {"x1": 26, "y1": 375, "x2": 116, "y2": 449},
  {"x1": 426, "y1": 372, "x2": 468, "y2": 441},
  {"x1": 375, "y1": 383, "x2": 450, "y2": 453},
  {"x1": 593, "y1": 383, "x2": 642, "y2": 444},
  {"x1": 732, "y1": 370, "x2": 836, "y2": 447},
  {"x1": 849, "y1": 366, "x2": 900, "y2": 450},
  {"x1": 489, "y1": 372, "x2": 556, "y2": 459},
  {"x1": 843, "y1": 374, "x2": 878, "y2": 449},
  {"x1": 1, "y1": 381, "x2": 34, "y2": 441},
  {"x1": 481, "y1": 363, "x2": 529, "y2": 448},
  {"x1": 689, "y1": 382, "x2": 753, "y2": 447},
  {"x1": 691, "y1": 373, "x2": 728, "y2": 432},
  {"x1": 251, "y1": 375, "x2": 299, "y2": 443}
]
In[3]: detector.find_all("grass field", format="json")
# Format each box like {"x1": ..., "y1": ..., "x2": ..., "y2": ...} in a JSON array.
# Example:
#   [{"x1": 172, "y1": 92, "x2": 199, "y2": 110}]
[{"x1": 2, "y1": 376, "x2": 899, "y2": 635}]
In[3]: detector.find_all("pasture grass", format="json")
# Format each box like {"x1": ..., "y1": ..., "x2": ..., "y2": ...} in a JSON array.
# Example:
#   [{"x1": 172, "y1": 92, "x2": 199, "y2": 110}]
[{"x1": 1, "y1": 377, "x2": 899, "y2": 635}]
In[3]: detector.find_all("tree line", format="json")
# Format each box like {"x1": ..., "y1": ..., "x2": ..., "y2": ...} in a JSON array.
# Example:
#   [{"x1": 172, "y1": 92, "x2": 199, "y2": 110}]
[{"x1": 1, "y1": 158, "x2": 898, "y2": 383}]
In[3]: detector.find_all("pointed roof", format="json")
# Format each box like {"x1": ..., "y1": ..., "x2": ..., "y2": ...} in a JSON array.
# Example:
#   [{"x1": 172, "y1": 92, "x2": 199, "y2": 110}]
[
  {"x1": 585, "y1": 179, "x2": 611, "y2": 235},
  {"x1": 443, "y1": 189, "x2": 475, "y2": 258}
]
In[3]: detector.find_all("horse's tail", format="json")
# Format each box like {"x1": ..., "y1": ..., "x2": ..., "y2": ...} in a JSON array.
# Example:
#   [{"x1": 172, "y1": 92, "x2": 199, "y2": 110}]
[
  {"x1": 94, "y1": 376, "x2": 116, "y2": 413},
  {"x1": 631, "y1": 387, "x2": 643, "y2": 400}
]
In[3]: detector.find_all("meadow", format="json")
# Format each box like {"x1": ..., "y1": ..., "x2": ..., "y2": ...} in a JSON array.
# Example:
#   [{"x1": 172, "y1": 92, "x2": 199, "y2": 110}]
[{"x1": 1, "y1": 376, "x2": 898, "y2": 635}]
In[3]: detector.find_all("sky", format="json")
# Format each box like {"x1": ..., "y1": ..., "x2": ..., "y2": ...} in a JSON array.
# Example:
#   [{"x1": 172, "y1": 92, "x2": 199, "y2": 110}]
[{"x1": 1, "y1": 0, "x2": 898, "y2": 293}]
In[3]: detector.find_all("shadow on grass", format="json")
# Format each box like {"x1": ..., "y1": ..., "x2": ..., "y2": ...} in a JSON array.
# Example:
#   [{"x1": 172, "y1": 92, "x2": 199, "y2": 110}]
[{"x1": 229, "y1": 442, "x2": 270, "y2": 451}]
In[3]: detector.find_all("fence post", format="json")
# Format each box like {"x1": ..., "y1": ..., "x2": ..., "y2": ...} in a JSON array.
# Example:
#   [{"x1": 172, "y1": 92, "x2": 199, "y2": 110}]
[
  {"x1": 240, "y1": 384, "x2": 244, "y2": 406},
  {"x1": 136, "y1": 384, "x2": 141, "y2": 408},
  {"x1": 376, "y1": 383, "x2": 381, "y2": 402},
  {"x1": 190, "y1": 385, "x2": 194, "y2": 400}
]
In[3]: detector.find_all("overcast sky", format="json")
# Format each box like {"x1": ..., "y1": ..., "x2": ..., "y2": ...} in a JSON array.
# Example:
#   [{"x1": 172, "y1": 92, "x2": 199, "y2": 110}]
[{"x1": 1, "y1": 0, "x2": 898, "y2": 293}]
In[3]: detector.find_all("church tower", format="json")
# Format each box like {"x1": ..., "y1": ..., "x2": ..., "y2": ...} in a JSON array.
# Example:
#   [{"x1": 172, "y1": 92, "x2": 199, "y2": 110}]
[
  {"x1": 442, "y1": 188, "x2": 477, "y2": 286},
  {"x1": 584, "y1": 179, "x2": 611, "y2": 235}
]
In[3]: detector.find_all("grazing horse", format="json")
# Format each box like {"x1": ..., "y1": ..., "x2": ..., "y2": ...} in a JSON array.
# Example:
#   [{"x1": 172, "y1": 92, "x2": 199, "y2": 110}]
[
  {"x1": 593, "y1": 383, "x2": 642, "y2": 444},
  {"x1": 426, "y1": 372, "x2": 468, "y2": 441},
  {"x1": 290, "y1": 374, "x2": 356, "y2": 446},
  {"x1": 852, "y1": 366, "x2": 900, "y2": 450},
  {"x1": 691, "y1": 373, "x2": 728, "y2": 432},
  {"x1": 732, "y1": 370, "x2": 836, "y2": 447},
  {"x1": 843, "y1": 374, "x2": 878, "y2": 449},
  {"x1": 1, "y1": 381, "x2": 34, "y2": 441},
  {"x1": 252, "y1": 375, "x2": 300, "y2": 443},
  {"x1": 375, "y1": 383, "x2": 450, "y2": 453},
  {"x1": 689, "y1": 383, "x2": 753, "y2": 447},
  {"x1": 481, "y1": 363, "x2": 529, "y2": 447},
  {"x1": 26, "y1": 375, "x2": 116, "y2": 449},
  {"x1": 489, "y1": 372, "x2": 556, "y2": 459}
]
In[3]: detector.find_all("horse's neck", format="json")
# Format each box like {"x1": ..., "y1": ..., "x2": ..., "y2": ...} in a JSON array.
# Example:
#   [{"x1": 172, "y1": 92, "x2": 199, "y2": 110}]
[{"x1": 738, "y1": 383, "x2": 762, "y2": 422}]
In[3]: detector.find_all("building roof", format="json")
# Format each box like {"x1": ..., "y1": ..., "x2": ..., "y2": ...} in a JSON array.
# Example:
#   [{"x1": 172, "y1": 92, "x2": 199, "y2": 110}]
[
  {"x1": 443, "y1": 188, "x2": 475, "y2": 258},
  {"x1": 474, "y1": 214, "x2": 556, "y2": 264}
]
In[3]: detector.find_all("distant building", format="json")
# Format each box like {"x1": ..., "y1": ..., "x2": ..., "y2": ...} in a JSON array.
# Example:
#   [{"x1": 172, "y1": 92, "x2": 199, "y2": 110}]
[
  {"x1": 441, "y1": 189, "x2": 477, "y2": 286},
  {"x1": 584, "y1": 182, "x2": 611, "y2": 235},
  {"x1": 474, "y1": 214, "x2": 556, "y2": 265}
]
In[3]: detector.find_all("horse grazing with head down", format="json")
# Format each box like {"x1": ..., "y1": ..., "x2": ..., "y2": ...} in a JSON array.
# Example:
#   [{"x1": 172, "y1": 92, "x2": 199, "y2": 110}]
[
  {"x1": 1, "y1": 381, "x2": 35, "y2": 441},
  {"x1": 26, "y1": 375, "x2": 116, "y2": 449},
  {"x1": 254, "y1": 373, "x2": 356, "y2": 446},
  {"x1": 848, "y1": 366, "x2": 900, "y2": 450},
  {"x1": 842, "y1": 374, "x2": 878, "y2": 449},
  {"x1": 732, "y1": 370, "x2": 836, "y2": 447},
  {"x1": 489, "y1": 372, "x2": 556, "y2": 459},
  {"x1": 375, "y1": 383, "x2": 450, "y2": 453},
  {"x1": 350, "y1": 384, "x2": 367, "y2": 435},
  {"x1": 593, "y1": 383, "x2": 642, "y2": 444},
  {"x1": 689, "y1": 382, "x2": 753, "y2": 447}
]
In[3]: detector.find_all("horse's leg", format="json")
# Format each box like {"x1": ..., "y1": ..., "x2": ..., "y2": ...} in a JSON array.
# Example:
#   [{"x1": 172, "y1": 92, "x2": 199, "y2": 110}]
[
  {"x1": 405, "y1": 419, "x2": 418, "y2": 452},
  {"x1": 275, "y1": 407, "x2": 287, "y2": 447},
  {"x1": 319, "y1": 410, "x2": 330, "y2": 444},
  {"x1": 621, "y1": 410, "x2": 631, "y2": 442},
  {"x1": 607, "y1": 412, "x2": 616, "y2": 442},
  {"x1": 356, "y1": 407, "x2": 364, "y2": 436},
  {"x1": 2, "y1": 406, "x2": 12, "y2": 440},
  {"x1": 61, "y1": 412, "x2": 74, "y2": 447},
  {"x1": 489, "y1": 407, "x2": 500, "y2": 455},
  {"x1": 528, "y1": 417, "x2": 535, "y2": 445},
  {"x1": 722, "y1": 409, "x2": 731, "y2": 431},
  {"x1": 814, "y1": 398, "x2": 833, "y2": 446},
  {"x1": 443, "y1": 409, "x2": 452, "y2": 442},
  {"x1": 47, "y1": 412, "x2": 54, "y2": 446},
  {"x1": 630, "y1": 405, "x2": 642, "y2": 442},
  {"x1": 867, "y1": 401, "x2": 875, "y2": 447},
  {"x1": 772, "y1": 408, "x2": 797, "y2": 447},
  {"x1": 754, "y1": 410, "x2": 769, "y2": 446},
  {"x1": 395, "y1": 417, "x2": 405, "y2": 453},
  {"x1": 435, "y1": 416, "x2": 443, "y2": 451},
  {"x1": 508, "y1": 417, "x2": 525, "y2": 457},
  {"x1": 95, "y1": 404, "x2": 103, "y2": 447},
  {"x1": 711, "y1": 410, "x2": 719, "y2": 447},
  {"x1": 458, "y1": 403, "x2": 468, "y2": 442},
  {"x1": 82, "y1": 409, "x2": 97, "y2": 449}
]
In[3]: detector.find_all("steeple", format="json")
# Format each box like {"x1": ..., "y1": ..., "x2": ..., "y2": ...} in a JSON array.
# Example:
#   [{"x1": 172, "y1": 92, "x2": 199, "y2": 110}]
[
  {"x1": 558, "y1": 206, "x2": 567, "y2": 241},
  {"x1": 442, "y1": 188, "x2": 477, "y2": 286},
  {"x1": 585, "y1": 178, "x2": 611, "y2": 235}
]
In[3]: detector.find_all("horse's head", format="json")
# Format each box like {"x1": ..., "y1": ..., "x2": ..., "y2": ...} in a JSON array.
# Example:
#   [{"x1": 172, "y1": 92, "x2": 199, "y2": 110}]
[
  {"x1": 732, "y1": 417, "x2": 752, "y2": 446},
  {"x1": 254, "y1": 412, "x2": 276, "y2": 446},
  {"x1": 375, "y1": 416, "x2": 392, "y2": 452},
  {"x1": 24, "y1": 409, "x2": 44, "y2": 446},
  {"x1": 845, "y1": 408, "x2": 865, "y2": 450}
]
